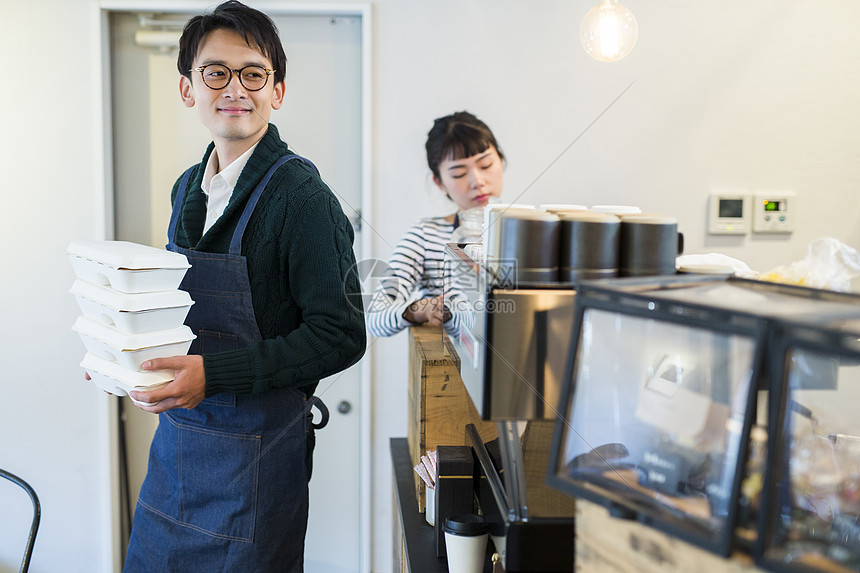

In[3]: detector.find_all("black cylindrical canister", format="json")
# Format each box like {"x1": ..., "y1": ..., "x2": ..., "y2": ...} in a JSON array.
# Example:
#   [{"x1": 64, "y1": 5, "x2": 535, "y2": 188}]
[
  {"x1": 619, "y1": 214, "x2": 683, "y2": 277},
  {"x1": 559, "y1": 212, "x2": 620, "y2": 281},
  {"x1": 496, "y1": 210, "x2": 560, "y2": 284}
]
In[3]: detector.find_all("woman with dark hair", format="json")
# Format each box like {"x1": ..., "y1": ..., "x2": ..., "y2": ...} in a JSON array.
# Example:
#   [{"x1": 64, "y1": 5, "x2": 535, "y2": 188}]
[{"x1": 367, "y1": 111, "x2": 505, "y2": 337}]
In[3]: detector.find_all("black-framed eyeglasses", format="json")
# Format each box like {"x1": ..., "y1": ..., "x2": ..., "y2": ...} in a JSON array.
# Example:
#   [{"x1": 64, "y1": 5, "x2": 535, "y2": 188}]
[{"x1": 190, "y1": 64, "x2": 276, "y2": 91}]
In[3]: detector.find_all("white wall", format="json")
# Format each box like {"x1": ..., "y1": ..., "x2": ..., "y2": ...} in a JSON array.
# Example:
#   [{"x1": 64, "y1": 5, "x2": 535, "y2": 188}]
[
  {"x1": 0, "y1": 1, "x2": 115, "y2": 572},
  {"x1": 1, "y1": 1, "x2": 859, "y2": 572}
]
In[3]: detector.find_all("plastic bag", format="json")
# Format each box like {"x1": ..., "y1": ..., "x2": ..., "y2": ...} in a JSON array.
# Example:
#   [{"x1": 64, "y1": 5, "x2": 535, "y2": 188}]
[{"x1": 760, "y1": 238, "x2": 860, "y2": 292}]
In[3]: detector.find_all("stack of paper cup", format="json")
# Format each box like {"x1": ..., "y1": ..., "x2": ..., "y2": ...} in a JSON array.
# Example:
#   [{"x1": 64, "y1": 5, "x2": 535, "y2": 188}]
[{"x1": 67, "y1": 240, "x2": 195, "y2": 406}]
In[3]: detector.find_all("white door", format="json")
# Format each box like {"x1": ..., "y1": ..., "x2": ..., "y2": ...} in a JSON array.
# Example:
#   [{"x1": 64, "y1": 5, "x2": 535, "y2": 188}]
[{"x1": 108, "y1": 11, "x2": 363, "y2": 573}]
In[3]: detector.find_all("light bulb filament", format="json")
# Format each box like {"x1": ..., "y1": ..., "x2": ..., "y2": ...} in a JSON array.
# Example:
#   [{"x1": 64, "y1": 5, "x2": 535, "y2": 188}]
[{"x1": 599, "y1": 8, "x2": 620, "y2": 57}]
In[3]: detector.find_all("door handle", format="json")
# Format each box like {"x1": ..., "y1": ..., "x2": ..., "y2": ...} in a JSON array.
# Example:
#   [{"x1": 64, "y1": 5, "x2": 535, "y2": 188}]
[{"x1": 337, "y1": 400, "x2": 352, "y2": 415}]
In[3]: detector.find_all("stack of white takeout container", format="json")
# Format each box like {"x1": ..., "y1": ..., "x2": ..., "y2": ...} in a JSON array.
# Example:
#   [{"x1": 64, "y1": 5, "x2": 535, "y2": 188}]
[{"x1": 67, "y1": 240, "x2": 195, "y2": 405}]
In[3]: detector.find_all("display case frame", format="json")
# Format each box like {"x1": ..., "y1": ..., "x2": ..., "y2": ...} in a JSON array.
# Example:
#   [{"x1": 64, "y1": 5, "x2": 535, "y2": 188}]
[
  {"x1": 548, "y1": 275, "x2": 860, "y2": 559},
  {"x1": 757, "y1": 321, "x2": 860, "y2": 573},
  {"x1": 547, "y1": 274, "x2": 769, "y2": 556}
]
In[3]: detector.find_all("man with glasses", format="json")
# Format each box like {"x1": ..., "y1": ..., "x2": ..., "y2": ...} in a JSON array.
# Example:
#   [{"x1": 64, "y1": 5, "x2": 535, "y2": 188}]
[{"x1": 122, "y1": 2, "x2": 366, "y2": 571}]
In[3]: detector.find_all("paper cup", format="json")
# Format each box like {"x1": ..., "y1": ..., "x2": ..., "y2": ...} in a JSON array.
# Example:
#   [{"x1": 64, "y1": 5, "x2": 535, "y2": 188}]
[
  {"x1": 425, "y1": 485, "x2": 436, "y2": 526},
  {"x1": 443, "y1": 514, "x2": 489, "y2": 573}
]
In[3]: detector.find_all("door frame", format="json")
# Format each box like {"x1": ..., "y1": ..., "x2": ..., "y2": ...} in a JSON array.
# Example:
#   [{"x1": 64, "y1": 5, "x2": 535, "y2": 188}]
[{"x1": 93, "y1": 2, "x2": 373, "y2": 571}]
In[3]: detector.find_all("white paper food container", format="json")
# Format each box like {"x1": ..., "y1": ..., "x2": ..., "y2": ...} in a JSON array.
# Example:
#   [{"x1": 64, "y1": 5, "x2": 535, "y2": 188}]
[
  {"x1": 67, "y1": 240, "x2": 191, "y2": 294},
  {"x1": 70, "y1": 279, "x2": 194, "y2": 334},
  {"x1": 73, "y1": 316, "x2": 195, "y2": 371},
  {"x1": 81, "y1": 352, "x2": 172, "y2": 406}
]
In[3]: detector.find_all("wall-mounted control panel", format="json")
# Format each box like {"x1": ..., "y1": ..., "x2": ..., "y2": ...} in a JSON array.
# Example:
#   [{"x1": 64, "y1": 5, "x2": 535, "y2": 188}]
[
  {"x1": 752, "y1": 191, "x2": 795, "y2": 233},
  {"x1": 708, "y1": 193, "x2": 750, "y2": 235}
]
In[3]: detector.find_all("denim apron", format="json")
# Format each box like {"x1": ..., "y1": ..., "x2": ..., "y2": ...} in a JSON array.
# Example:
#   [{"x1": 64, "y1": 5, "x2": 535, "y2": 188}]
[{"x1": 125, "y1": 155, "x2": 321, "y2": 572}]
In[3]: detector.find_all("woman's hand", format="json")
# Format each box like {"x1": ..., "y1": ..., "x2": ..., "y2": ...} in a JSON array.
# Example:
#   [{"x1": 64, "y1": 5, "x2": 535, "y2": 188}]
[
  {"x1": 129, "y1": 355, "x2": 206, "y2": 414},
  {"x1": 403, "y1": 295, "x2": 445, "y2": 327}
]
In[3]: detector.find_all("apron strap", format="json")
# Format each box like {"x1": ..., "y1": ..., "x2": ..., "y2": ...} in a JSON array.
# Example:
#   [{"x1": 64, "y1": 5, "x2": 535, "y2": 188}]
[
  {"x1": 166, "y1": 166, "x2": 197, "y2": 249},
  {"x1": 308, "y1": 396, "x2": 329, "y2": 430},
  {"x1": 229, "y1": 154, "x2": 320, "y2": 255}
]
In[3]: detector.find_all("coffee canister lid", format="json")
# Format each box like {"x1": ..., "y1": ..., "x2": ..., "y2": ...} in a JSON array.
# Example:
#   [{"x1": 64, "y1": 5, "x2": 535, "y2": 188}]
[
  {"x1": 443, "y1": 514, "x2": 489, "y2": 537},
  {"x1": 619, "y1": 213, "x2": 677, "y2": 224},
  {"x1": 591, "y1": 205, "x2": 642, "y2": 215},
  {"x1": 486, "y1": 203, "x2": 536, "y2": 211},
  {"x1": 558, "y1": 211, "x2": 619, "y2": 223},
  {"x1": 539, "y1": 204, "x2": 588, "y2": 212},
  {"x1": 500, "y1": 208, "x2": 559, "y2": 221}
]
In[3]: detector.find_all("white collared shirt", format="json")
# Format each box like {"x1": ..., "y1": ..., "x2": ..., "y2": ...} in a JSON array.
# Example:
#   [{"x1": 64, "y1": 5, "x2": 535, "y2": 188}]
[{"x1": 200, "y1": 143, "x2": 259, "y2": 234}]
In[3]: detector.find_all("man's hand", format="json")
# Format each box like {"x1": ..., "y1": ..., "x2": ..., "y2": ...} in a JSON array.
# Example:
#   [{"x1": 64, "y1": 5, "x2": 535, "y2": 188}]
[
  {"x1": 129, "y1": 355, "x2": 206, "y2": 414},
  {"x1": 403, "y1": 295, "x2": 445, "y2": 327}
]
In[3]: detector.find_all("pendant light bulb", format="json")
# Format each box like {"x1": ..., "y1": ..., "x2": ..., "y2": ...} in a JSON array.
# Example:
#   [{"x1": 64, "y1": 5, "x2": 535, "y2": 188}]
[{"x1": 580, "y1": 0, "x2": 638, "y2": 63}]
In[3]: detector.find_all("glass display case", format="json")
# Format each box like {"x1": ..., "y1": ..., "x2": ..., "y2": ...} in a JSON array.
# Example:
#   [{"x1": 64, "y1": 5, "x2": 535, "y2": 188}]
[
  {"x1": 547, "y1": 275, "x2": 860, "y2": 556},
  {"x1": 758, "y1": 320, "x2": 860, "y2": 573}
]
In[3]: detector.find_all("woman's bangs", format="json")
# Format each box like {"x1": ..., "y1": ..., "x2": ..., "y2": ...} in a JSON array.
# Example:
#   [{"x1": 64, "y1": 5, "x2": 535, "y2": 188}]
[{"x1": 443, "y1": 130, "x2": 492, "y2": 162}]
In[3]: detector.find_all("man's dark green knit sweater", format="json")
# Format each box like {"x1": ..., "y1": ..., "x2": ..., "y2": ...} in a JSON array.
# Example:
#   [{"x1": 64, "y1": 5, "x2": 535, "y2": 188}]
[{"x1": 170, "y1": 124, "x2": 366, "y2": 397}]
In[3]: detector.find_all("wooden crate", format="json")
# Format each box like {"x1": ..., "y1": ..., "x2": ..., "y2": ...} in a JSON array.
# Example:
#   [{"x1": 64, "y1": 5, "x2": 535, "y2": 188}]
[
  {"x1": 575, "y1": 498, "x2": 765, "y2": 573},
  {"x1": 407, "y1": 326, "x2": 497, "y2": 512}
]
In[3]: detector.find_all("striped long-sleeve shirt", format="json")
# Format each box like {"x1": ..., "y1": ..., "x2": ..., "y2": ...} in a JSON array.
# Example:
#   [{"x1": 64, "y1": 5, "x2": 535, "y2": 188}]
[{"x1": 366, "y1": 216, "x2": 472, "y2": 338}]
